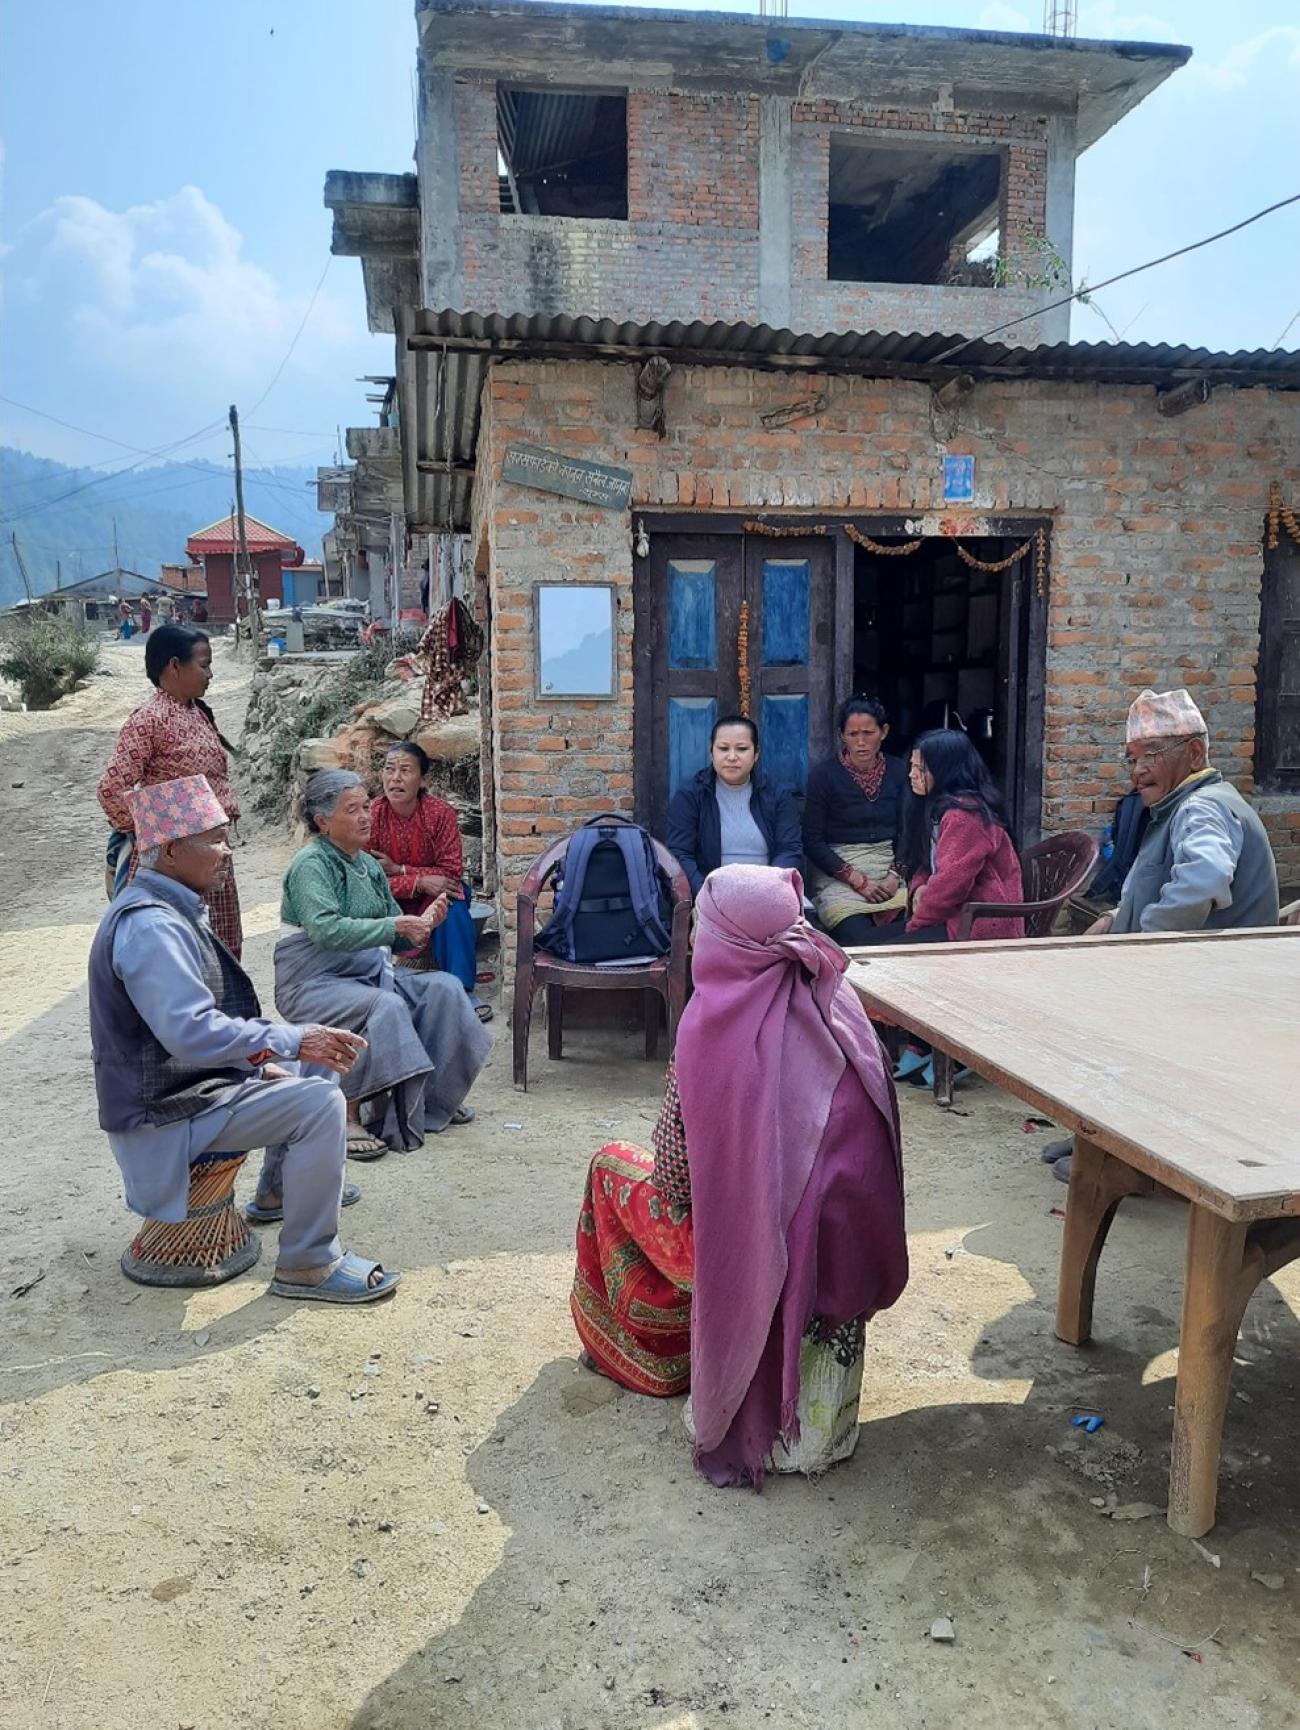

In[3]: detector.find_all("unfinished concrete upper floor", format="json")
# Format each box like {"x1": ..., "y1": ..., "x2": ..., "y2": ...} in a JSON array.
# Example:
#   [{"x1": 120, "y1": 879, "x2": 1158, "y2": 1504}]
[{"x1": 328, "y1": 0, "x2": 1188, "y2": 344}]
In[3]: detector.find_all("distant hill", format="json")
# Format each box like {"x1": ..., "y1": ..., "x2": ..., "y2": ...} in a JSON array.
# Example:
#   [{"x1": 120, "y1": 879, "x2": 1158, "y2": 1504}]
[{"x1": 0, "y1": 447, "x2": 329, "y2": 607}]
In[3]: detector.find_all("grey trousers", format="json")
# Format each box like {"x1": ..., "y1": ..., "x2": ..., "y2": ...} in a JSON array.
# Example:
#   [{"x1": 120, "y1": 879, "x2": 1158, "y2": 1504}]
[{"x1": 191, "y1": 1075, "x2": 347, "y2": 1270}]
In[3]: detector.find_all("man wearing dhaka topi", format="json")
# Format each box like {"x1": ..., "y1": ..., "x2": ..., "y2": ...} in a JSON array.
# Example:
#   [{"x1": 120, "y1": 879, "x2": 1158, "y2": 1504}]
[
  {"x1": 87, "y1": 774, "x2": 399, "y2": 1304},
  {"x1": 1088, "y1": 687, "x2": 1278, "y2": 938}
]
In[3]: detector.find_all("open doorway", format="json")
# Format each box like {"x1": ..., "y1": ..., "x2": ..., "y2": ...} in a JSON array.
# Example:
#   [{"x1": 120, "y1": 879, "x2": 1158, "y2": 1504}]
[{"x1": 850, "y1": 534, "x2": 1040, "y2": 839}]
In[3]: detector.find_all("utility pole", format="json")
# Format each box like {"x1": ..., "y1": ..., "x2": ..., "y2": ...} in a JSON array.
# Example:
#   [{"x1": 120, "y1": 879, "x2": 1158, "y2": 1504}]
[
  {"x1": 112, "y1": 516, "x2": 121, "y2": 574},
  {"x1": 229, "y1": 404, "x2": 259, "y2": 651},
  {"x1": 11, "y1": 533, "x2": 34, "y2": 602}
]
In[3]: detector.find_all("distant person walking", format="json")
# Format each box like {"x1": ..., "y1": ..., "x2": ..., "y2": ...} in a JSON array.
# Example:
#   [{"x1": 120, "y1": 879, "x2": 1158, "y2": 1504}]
[
  {"x1": 97, "y1": 623, "x2": 244, "y2": 956},
  {"x1": 116, "y1": 600, "x2": 136, "y2": 640},
  {"x1": 139, "y1": 597, "x2": 152, "y2": 633}
]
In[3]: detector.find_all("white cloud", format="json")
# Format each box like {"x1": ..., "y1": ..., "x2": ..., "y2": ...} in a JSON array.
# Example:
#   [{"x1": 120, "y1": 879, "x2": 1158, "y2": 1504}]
[
  {"x1": 977, "y1": 2, "x2": 1034, "y2": 30},
  {"x1": 26, "y1": 186, "x2": 354, "y2": 395},
  {"x1": 1076, "y1": 2, "x2": 1182, "y2": 41},
  {"x1": 1185, "y1": 25, "x2": 1300, "y2": 89}
]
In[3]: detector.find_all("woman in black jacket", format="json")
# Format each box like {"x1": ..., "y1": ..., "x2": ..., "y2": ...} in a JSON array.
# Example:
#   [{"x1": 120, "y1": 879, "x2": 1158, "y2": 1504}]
[
  {"x1": 802, "y1": 695, "x2": 910, "y2": 944},
  {"x1": 667, "y1": 715, "x2": 802, "y2": 898}
]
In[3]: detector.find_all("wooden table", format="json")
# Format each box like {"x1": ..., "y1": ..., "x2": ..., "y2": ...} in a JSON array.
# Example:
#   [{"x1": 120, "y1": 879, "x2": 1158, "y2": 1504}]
[{"x1": 846, "y1": 927, "x2": 1300, "y2": 1537}]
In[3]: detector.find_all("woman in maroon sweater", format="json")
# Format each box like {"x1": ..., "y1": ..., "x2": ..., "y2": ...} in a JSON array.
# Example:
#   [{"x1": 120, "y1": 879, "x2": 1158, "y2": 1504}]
[{"x1": 856, "y1": 730, "x2": 1024, "y2": 946}]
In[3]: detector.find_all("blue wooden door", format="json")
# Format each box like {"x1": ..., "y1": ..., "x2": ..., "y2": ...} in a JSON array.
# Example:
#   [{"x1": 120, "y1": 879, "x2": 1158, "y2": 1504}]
[
  {"x1": 744, "y1": 537, "x2": 835, "y2": 798},
  {"x1": 636, "y1": 535, "x2": 742, "y2": 840},
  {"x1": 634, "y1": 531, "x2": 834, "y2": 839}
]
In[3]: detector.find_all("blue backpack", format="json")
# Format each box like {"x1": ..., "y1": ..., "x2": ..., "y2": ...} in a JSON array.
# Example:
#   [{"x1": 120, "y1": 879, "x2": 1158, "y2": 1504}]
[{"x1": 536, "y1": 814, "x2": 673, "y2": 964}]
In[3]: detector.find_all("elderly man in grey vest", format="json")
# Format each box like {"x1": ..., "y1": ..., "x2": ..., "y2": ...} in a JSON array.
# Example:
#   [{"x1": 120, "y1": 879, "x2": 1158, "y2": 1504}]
[
  {"x1": 1047, "y1": 691, "x2": 1279, "y2": 1183},
  {"x1": 88, "y1": 774, "x2": 400, "y2": 1303},
  {"x1": 1087, "y1": 688, "x2": 1279, "y2": 938}
]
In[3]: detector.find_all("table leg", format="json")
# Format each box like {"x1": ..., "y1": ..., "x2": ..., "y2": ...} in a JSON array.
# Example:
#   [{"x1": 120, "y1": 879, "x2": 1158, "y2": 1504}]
[
  {"x1": 1168, "y1": 1211, "x2": 1300, "y2": 1537},
  {"x1": 1055, "y1": 1136, "x2": 1153, "y2": 1346},
  {"x1": 1168, "y1": 1206, "x2": 1251, "y2": 1537}
]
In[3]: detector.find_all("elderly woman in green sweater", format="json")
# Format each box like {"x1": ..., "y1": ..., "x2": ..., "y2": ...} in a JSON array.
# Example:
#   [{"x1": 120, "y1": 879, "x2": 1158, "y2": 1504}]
[{"x1": 275, "y1": 770, "x2": 492, "y2": 1159}]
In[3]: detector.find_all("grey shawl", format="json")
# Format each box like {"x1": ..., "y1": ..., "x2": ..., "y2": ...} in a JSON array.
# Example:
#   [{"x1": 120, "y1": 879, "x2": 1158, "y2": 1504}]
[{"x1": 273, "y1": 931, "x2": 490, "y2": 1147}]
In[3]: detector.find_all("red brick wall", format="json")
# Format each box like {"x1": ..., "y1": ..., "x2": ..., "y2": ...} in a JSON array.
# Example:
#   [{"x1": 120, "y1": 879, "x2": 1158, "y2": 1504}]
[
  {"x1": 196, "y1": 551, "x2": 282, "y2": 621},
  {"x1": 627, "y1": 90, "x2": 759, "y2": 229},
  {"x1": 203, "y1": 553, "x2": 236, "y2": 624},
  {"x1": 452, "y1": 76, "x2": 1050, "y2": 337},
  {"x1": 474, "y1": 361, "x2": 1300, "y2": 972}
]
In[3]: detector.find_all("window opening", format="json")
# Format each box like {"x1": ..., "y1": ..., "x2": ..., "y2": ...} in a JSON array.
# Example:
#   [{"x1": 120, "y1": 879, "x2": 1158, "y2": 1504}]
[
  {"x1": 827, "y1": 137, "x2": 1001, "y2": 286},
  {"x1": 497, "y1": 87, "x2": 628, "y2": 220}
]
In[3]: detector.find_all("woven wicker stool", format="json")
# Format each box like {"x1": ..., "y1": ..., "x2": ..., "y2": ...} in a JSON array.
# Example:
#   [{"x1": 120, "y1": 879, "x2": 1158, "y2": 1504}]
[{"x1": 121, "y1": 1151, "x2": 261, "y2": 1288}]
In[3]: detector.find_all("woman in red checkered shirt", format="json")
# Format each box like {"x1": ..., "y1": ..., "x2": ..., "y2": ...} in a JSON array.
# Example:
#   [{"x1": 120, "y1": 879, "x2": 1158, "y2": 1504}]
[
  {"x1": 368, "y1": 742, "x2": 490, "y2": 1020},
  {"x1": 97, "y1": 624, "x2": 243, "y2": 956}
]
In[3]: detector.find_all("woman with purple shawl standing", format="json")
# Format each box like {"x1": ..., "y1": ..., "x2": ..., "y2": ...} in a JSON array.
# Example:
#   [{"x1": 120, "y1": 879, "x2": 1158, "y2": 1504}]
[{"x1": 571, "y1": 864, "x2": 908, "y2": 1487}]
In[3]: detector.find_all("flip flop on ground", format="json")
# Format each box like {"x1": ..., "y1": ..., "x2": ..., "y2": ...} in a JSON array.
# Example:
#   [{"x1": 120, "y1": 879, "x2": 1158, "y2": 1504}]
[
  {"x1": 245, "y1": 1182, "x2": 362, "y2": 1225},
  {"x1": 345, "y1": 1128, "x2": 388, "y2": 1161},
  {"x1": 430, "y1": 1105, "x2": 474, "y2": 1133},
  {"x1": 269, "y1": 1250, "x2": 400, "y2": 1305}
]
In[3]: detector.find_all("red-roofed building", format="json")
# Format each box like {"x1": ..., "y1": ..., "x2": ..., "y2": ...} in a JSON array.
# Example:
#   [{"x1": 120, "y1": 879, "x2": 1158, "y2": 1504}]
[{"x1": 184, "y1": 513, "x2": 304, "y2": 624}]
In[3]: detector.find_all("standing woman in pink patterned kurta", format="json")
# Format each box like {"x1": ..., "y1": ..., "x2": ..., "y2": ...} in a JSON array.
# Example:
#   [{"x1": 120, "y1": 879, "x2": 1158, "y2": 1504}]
[{"x1": 97, "y1": 624, "x2": 245, "y2": 956}]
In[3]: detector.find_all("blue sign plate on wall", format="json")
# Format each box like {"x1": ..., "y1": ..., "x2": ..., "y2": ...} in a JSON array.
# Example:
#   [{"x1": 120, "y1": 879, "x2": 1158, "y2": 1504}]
[{"x1": 943, "y1": 455, "x2": 975, "y2": 502}]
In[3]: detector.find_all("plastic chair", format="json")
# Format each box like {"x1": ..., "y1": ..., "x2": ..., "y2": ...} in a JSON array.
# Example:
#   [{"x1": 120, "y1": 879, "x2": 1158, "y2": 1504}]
[
  {"x1": 512, "y1": 818, "x2": 693, "y2": 1091},
  {"x1": 932, "y1": 830, "x2": 1100, "y2": 1106}
]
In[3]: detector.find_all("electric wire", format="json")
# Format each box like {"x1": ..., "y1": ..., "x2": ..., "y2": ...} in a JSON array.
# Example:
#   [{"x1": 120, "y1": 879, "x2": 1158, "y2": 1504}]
[{"x1": 932, "y1": 191, "x2": 1300, "y2": 364}]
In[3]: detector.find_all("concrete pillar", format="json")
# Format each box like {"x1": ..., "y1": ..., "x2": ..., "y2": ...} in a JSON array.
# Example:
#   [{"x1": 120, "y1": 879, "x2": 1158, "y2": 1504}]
[
  {"x1": 419, "y1": 68, "x2": 464, "y2": 310},
  {"x1": 758, "y1": 95, "x2": 793, "y2": 329},
  {"x1": 1041, "y1": 110, "x2": 1078, "y2": 345}
]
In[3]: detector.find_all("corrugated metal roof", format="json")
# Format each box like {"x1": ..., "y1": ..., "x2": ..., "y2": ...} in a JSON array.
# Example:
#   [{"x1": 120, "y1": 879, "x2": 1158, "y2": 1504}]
[
  {"x1": 397, "y1": 311, "x2": 489, "y2": 532},
  {"x1": 399, "y1": 308, "x2": 1300, "y2": 530},
  {"x1": 186, "y1": 512, "x2": 301, "y2": 554},
  {"x1": 409, "y1": 309, "x2": 1300, "y2": 390}
]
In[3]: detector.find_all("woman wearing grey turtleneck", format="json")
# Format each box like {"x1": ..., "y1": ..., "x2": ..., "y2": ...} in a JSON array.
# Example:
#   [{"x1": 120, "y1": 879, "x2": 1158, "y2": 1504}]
[{"x1": 667, "y1": 715, "x2": 803, "y2": 898}]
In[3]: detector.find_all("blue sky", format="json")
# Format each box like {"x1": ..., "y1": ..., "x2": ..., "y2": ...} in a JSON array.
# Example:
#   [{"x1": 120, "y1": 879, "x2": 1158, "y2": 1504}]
[{"x1": 2, "y1": 0, "x2": 1298, "y2": 475}]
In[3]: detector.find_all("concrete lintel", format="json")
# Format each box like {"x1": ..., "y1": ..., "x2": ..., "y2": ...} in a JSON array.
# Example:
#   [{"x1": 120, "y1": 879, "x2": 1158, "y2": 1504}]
[{"x1": 324, "y1": 170, "x2": 419, "y2": 211}]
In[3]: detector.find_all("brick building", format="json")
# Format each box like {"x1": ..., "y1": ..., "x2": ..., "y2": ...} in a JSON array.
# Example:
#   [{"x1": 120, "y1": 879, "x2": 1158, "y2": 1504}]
[
  {"x1": 326, "y1": 1, "x2": 1300, "y2": 969},
  {"x1": 185, "y1": 514, "x2": 304, "y2": 625}
]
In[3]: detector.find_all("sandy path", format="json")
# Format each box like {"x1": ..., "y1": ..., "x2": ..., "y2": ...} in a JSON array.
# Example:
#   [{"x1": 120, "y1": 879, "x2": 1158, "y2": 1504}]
[{"x1": 1, "y1": 639, "x2": 1298, "y2": 1730}]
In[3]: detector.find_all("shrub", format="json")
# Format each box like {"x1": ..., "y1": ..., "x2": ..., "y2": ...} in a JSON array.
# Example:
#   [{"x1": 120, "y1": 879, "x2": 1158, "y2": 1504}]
[{"x1": 0, "y1": 611, "x2": 101, "y2": 710}]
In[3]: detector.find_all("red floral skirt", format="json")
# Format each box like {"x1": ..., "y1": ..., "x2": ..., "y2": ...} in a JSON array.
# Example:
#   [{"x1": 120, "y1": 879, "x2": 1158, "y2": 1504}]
[{"x1": 571, "y1": 1142, "x2": 694, "y2": 1397}]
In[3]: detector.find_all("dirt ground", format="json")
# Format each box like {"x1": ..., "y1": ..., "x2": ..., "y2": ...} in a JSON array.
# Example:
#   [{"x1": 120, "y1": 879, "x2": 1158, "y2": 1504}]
[{"x1": 1, "y1": 638, "x2": 1297, "y2": 1730}]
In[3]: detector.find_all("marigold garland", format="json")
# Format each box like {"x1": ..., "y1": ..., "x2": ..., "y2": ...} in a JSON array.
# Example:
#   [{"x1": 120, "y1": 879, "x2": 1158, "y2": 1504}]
[
  {"x1": 738, "y1": 519, "x2": 1050, "y2": 599},
  {"x1": 737, "y1": 600, "x2": 751, "y2": 718},
  {"x1": 843, "y1": 524, "x2": 923, "y2": 556},
  {"x1": 1268, "y1": 482, "x2": 1300, "y2": 552},
  {"x1": 954, "y1": 536, "x2": 1033, "y2": 575}
]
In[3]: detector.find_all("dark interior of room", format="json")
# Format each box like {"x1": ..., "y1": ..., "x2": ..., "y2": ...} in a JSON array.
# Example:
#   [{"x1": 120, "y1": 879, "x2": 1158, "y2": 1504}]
[
  {"x1": 828, "y1": 137, "x2": 1001, "y2": 284},
  {"x1": 851, "y1": 537, "x2": 1005, "y2": 773}
]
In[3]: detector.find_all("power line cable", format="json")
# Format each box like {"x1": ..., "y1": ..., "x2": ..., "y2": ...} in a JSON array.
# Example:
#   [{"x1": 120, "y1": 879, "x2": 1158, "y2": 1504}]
[
  {"x1": 1, "y1": 397, "x2": 225, "y2": 465},
  {"x1": 0, "y1": 417, "x2": 228, "y2": 524},
  {"x1": 932, "y1": 191, "x2": 1300, "y2": 364},
  {"x1": 245, "y1": 256, "x2": 333, "y2": 419}
]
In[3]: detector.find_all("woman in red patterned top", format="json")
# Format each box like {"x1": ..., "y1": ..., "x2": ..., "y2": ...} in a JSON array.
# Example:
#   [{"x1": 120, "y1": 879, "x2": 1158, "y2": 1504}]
[
  {"x1": 368, "y1": 742, "x2": 489, "y2": 1020},
  {"x1": 97, "y1": 624, "x2": 244, "y2": 955}
]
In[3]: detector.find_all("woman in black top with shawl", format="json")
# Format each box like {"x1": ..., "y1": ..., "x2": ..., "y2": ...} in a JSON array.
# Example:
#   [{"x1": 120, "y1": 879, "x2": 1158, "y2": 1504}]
[{"x1": 802, "y1": 696, "x2": 910, "y2": 946}]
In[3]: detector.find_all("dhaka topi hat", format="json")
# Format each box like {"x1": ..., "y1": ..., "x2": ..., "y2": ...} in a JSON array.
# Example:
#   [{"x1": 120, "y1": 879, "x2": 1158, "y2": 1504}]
[
  {"x1": 1125, "y1": 688, "x2": 1207, "y2": 744},
  {"x1": 129, "y1": 776, "x2": 228, "y2": 850}
]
